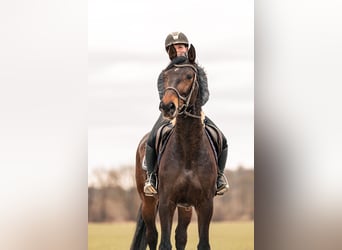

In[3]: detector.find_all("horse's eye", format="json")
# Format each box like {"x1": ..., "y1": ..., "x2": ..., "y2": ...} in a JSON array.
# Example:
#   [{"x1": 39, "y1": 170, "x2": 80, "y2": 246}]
[{"x1": 186, "y1": 74, "x2": 192, "y2": 80}]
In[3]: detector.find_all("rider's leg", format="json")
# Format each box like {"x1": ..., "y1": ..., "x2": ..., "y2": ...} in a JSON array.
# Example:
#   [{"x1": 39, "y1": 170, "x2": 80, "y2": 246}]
[
  {"x1": 217, "y1": 143, "x2": 229, "y2": 194},
  {"x1": 204, "y1": 116, "x2": 229, "y2": 195},
  {"x1": 144, "y1": 143, "x2": 158, "y2": 196},
  {"x1": 144, "y1": 114, "x2": 167, "y2": 196}
]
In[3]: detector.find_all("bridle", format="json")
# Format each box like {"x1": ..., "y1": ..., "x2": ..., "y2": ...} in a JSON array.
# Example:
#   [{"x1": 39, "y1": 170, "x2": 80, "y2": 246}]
[{"x1": 163, "y1": 64, "x2": 202, "y2": 119}]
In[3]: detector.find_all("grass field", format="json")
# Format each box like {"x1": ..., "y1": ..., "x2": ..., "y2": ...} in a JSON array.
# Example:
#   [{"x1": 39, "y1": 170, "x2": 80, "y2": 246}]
[{"x1": 88, "y1": 221, "x2": 254, "y2": 250}]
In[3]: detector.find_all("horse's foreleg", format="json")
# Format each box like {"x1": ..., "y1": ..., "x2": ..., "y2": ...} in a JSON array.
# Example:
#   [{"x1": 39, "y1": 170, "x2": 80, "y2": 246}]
[
  {"x1": 175, "y1": 206, "x2": 192, "y2": 250},
  {"x1": 142, "y1": 197, "x2": 158, "y2": 250},
  {"x1": 158, "y1": 201, "x2": 176, "y2": 250},
  {"x1": 196, "y1": 200, "x2": 213, "y2": 250}
]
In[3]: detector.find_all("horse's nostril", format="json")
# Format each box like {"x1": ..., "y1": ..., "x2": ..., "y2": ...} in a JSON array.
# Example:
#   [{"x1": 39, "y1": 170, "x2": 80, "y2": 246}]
[
  {"x1": 168, "y1": 103, "x2": 175, "y2": 112},
  {"x1": 160, "y1": 102, "x2": 176, "y2": 114}
]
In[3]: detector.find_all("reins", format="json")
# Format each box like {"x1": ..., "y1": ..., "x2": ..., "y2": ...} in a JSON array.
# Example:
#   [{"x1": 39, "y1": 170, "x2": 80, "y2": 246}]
[{"x1": 164, "y1": 64, "x2": 202, "y2": 119}]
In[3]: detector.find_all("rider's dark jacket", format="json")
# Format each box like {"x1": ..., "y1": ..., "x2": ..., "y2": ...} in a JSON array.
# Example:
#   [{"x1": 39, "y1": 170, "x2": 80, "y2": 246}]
[{"x1": 157, "y1": 56, "x2": 209, "y2": 106}]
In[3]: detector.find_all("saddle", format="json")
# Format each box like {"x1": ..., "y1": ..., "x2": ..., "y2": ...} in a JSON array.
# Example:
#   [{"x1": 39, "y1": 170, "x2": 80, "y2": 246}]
[
  {"x1": 155, "y1": 121, "x2": 174, "y2": 165},
  {"x1": 153, "y1": 120, "x2": 223, "y2": 166}
]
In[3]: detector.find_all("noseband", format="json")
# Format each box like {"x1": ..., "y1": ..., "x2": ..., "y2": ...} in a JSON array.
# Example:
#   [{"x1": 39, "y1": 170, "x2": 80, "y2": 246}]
[{"x1": 164, "y1": 64, "x2": 202, "y2": 119}]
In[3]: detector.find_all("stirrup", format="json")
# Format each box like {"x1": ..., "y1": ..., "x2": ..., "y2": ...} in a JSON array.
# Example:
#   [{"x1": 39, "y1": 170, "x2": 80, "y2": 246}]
[
  {"x1": 216, "y1": 174, "x2": 229, "y2": 196},
  {"x1": 143, "y1": 174, "x2": 158, "y2": 196}
]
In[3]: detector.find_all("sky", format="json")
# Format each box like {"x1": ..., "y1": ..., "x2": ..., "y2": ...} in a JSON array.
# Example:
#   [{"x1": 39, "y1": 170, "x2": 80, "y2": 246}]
[{"x1": 88, "y1": 0, "x2": 254, "y2": 175}]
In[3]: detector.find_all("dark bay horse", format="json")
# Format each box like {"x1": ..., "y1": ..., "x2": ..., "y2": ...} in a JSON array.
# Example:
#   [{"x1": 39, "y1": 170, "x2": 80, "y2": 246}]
[{"x1": 131, "y1": 60, "x2": 217, "y2": 250}]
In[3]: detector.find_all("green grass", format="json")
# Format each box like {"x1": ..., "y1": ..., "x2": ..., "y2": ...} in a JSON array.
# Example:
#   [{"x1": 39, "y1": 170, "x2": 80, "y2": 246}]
[{"x1": 88, "y1": 221, "x2": 254, "y2": 250}]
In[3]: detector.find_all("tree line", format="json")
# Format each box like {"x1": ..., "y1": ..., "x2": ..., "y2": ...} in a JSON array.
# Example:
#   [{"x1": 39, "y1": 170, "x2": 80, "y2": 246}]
[{"x1": 88, "y1": 166, "x2": 254, "y2": 222}]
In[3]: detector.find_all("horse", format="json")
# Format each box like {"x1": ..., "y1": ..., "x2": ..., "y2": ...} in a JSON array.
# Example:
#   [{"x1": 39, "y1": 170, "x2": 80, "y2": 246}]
[{"x1": 131, "y1": 58, "x2": 217, "y2": 250}]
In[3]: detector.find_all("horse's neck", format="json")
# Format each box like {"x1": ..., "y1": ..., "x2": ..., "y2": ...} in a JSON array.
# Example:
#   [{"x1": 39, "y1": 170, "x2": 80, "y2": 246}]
[
  {"x1": 174, "y1": 99, "x2": 204, "y2": 148},
  {"x1": 174, "y1": 115, "x2": 204, "y2": 146}
]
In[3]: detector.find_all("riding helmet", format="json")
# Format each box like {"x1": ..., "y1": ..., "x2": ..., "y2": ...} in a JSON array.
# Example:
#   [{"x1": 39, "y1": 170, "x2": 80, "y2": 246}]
[{"x1": 165, "y1": 32, "x2": 189, "y2": 51}]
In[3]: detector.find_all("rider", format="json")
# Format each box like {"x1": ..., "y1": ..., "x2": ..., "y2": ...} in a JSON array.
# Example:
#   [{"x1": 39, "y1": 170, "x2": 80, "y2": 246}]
[{"x1": 144, "y1": 31, "x2": 229, "y2": 196}]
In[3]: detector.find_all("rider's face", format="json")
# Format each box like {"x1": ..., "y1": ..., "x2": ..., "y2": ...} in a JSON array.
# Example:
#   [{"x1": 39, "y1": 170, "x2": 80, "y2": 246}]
[{"x1": 173, "y1": 44, "x2": 188, "y2": 57}]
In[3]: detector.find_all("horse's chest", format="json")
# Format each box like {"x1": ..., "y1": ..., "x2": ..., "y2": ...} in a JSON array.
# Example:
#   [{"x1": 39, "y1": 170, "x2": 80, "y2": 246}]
[{"x1": 168, "y1": 169, "x2": 207, "y2": 191}]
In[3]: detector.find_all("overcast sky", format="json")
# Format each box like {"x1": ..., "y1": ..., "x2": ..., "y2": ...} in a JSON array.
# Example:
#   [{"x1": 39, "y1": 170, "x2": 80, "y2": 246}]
[{"x1": 88, "y1": 0, "x2": 254, "y2": 175}]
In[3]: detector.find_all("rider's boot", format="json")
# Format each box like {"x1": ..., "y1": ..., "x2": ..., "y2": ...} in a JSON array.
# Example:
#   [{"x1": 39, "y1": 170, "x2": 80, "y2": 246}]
[
  {"x1": 143, "y1": 144, "x2": 158, "y2": 196},
  {"x1": 216, "y1": 147, "x2": 230, "y2": 195}
]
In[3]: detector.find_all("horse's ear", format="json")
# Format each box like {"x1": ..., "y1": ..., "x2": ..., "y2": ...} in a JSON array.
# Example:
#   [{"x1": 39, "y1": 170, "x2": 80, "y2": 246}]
[
  {"x1": 167, "y1": 46, "x2": 177, "y2": 60},
  {"x1": 188, "y1": 44, "x2": 196, "y2": 63}
]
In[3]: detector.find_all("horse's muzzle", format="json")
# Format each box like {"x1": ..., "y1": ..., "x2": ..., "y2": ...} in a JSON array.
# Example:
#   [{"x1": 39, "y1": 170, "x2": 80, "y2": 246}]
[{"x1": 159, "y1": 101, "x2": 176, "y2": 118}]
